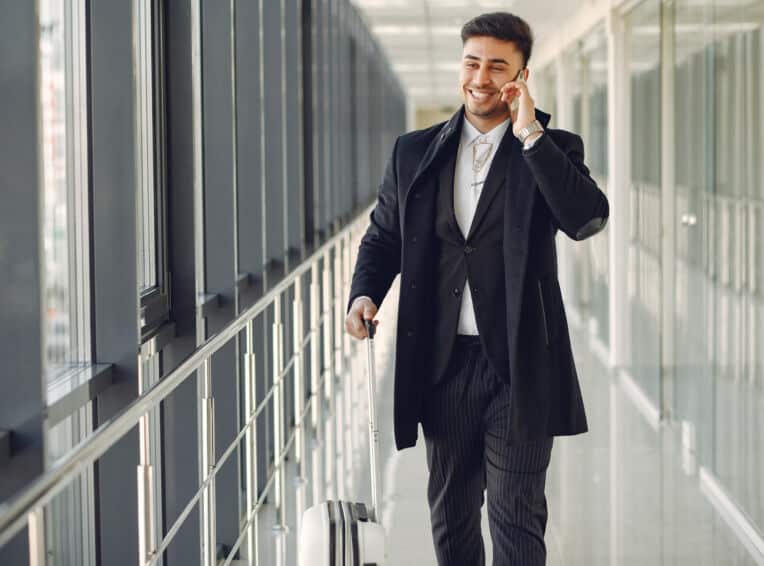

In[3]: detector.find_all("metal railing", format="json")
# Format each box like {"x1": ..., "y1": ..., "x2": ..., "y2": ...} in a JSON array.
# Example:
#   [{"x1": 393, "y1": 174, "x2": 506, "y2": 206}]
[{"x1": 0, "y1": 208, "x2": 375, "y2": 565}]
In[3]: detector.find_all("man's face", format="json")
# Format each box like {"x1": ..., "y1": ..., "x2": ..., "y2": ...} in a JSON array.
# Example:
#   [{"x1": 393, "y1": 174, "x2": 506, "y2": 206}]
[{"x1": 459, "y1": 36, "x2": 526, "y2": 120}]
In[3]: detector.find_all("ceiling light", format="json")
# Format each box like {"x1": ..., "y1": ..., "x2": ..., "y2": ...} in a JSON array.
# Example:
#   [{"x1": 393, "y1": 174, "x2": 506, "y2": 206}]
[
  {"x1": 393, "y1": 62, "x2": 460, "y2": 71},
  {"x1": 351, "y1": 0, "x2": 408, "y2": 7},
  {"x1": 394, "y1": 63, "x2": 429, "y2": 72},
  {"x1": 373, "y1": 25, "x2": 461, "y2": 36},
  {"x1": 632, "y1": 22, "x2": 759, "y2": 35}
]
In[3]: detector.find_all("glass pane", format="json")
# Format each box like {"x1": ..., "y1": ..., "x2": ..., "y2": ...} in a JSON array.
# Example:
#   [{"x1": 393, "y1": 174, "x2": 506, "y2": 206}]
[
  {"x1": 583, "y1": 26, "x2": 610, "y2": 348},
  {"x1": 39, "y1": 2, "x2": 96, "y2": 563},
  {"x1": 137, "y1": 0, "x2": 159, "y2": 293},
  {"x1": 40, "y1": 0, "x2": 90, "y2": 377},
  {"x1": 673, "y1": 0, "x2": 715, "y2": 475},
  {"x1": 710, "y1": 0, "x2": 764, "y2": 534},
  {"x1": 560, "y1": 46, "x2": 588, "y2": 314},
  {"x1": 556, "y1": 28, "x2": 609, "y2": 348},
  {"x1": 45, "y1": 408, "x2": 96, "y2": 565},
  {"x1": 626, "y1": 0, "x2": 662, "y2": 407},
  {"x1": 532, "y1": 65, "x2": 557, "y2": 128},
  {"x1": 674, "y1": 0, "x2": 764, "y2": 539}
]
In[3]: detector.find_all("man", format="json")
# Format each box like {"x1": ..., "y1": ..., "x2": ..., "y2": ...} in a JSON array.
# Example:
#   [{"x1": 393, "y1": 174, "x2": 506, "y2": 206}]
[{"x1": 344, "y1": 12, "x2": 609, "y2": 566}]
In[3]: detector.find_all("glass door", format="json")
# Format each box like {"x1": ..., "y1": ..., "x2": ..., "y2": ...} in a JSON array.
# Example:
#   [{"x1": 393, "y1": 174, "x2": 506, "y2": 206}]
[
  {"x1": 672, "y1": 0, "x2": 716, "y2": 465},
  {"x1": 674, "y1": 0, "x2": 764, "y2": 537},
  {"x1": 626, "y1": 0, "x2": 663, "y2": 407},
  {"x1": 707, "y1": 0, "x2": 764, "y2": 534}
]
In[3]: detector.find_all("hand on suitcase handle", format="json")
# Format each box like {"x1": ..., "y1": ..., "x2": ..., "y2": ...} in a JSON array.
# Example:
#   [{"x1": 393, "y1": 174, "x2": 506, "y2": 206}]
[
  {"x1": 364, "y1": 318, "x2": 376, "y2": 339},
  {"x1": 345, "y1": 296, "x2": 379, "y2": 339}
]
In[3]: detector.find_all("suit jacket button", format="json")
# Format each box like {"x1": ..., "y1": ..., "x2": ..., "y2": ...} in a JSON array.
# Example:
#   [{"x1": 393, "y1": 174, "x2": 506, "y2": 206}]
[
  {"x1": 464, "y1": 245, "x2": 474, "y2": 254},
  {"x1": 453, "y1": 287, "x2": 460, "y2": 296}
]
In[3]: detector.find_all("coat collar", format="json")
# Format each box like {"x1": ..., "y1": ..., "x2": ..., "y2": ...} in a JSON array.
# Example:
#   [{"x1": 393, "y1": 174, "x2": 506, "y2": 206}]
[
  {"x1": 405, "y1": 105, "x2": 552, "y2": 203},
  {"x1": 460, "y1": 114, "x2": 512, "y2": 149}
]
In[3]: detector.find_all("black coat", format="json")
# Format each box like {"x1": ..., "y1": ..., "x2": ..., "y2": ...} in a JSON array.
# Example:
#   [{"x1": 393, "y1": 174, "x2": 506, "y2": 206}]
[{"x1": 347, "y1": 106, "x2": 610, "y2": 450}]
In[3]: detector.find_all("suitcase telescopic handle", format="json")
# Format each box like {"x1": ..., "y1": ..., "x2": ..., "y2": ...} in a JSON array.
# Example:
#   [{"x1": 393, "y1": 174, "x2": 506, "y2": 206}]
[{"x1": 363, "y1": 318, "x2": 381, "y2": 523}]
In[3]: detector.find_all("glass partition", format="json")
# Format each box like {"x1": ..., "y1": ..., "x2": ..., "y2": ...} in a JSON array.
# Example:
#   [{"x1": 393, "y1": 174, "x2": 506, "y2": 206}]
[
  {"x1": 709, "y1": 0, "x2": 764, "y2": 534},
  {"x1": 582, "y1": 26, "x2": 610, "y2": 349},
  {"x1": 626, "y1": 0, "x2": 662, "y2": 406},
  {"x1": 674, "y1": 0, "x2": 764, "y2": 539}
]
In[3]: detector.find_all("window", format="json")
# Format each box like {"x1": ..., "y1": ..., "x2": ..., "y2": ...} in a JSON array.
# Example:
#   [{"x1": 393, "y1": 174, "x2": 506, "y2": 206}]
[
  {"x1": 137, "y1": 0, "x2": 170, "y2": 336},
  {"x1": 40, "y1": 0, "x2": 91, "y2": 378},
  {"x1": 626, "y1": 0, "x2": 662, "y2": 406},
  {"x1": 581, "y1": 26, "x2": 610, "y2": 346},
  {"x1": 39, "y1": 2, "x2": 96, "y2": 564}
]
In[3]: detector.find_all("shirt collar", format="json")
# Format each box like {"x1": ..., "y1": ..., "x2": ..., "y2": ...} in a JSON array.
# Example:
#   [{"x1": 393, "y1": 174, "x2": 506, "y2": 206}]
[{"x1": 460, "y1": 114, "x2": 512, "y2": 147}]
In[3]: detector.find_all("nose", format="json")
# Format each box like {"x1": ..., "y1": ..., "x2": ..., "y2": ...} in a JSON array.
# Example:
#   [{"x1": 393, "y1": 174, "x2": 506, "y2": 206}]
[{"x1": 474, "y1": 64, "x2": 491, "y2": 87}]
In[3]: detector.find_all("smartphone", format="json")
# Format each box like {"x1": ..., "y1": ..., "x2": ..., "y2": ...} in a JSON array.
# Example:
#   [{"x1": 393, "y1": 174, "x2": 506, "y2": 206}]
[{"x1": 509, "y1": 70, "x2": 525, "y2": 112}]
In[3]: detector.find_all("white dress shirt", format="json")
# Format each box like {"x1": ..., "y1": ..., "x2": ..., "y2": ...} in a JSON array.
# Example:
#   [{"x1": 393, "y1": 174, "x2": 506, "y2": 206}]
[{"x1": 453, "y1": 116, "x2": 511, "y2": 335}]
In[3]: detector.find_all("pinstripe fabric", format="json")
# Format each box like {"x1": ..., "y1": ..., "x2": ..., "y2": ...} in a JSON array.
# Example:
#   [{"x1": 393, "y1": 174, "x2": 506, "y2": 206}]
[{"x1": 421, "y1": 335, "x2": 554, "y2": 566}]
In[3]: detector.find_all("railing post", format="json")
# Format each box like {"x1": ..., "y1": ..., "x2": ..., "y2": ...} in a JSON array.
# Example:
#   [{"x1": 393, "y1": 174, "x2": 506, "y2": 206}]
[
  {"x1": 309, "y1": 262, "x2": 324, "y2": 507},
  {"x1": 137, "y1": 353, "x2": 159, "y2": 566},
  {"x1": 292, "y1": 278, "x2": 306, "y2": 477},
  {"x1": 27, "y1": 508, "x2": 45, "y2": 566},
  {"x1": 200, "y1": 357, "x2": 216, "y2": 566},
  {"x1": 321, "y1": 250, "x2": 336, "y2": 500},
  {"x1": 272, "y1": 295, "x2": 288, "y2": 532},
  {"x1": 333, "y1": 240, "x2": 348, "y2": 499},
  {"x1": 292, "y1": 277, "x2": 308, "y2": 520},
  {"x1": 334, "y1": 237, "x2": 355, "y2": 493},
  {"x1": 342, "y1": 232, "x2": 358, "y2": 480},
  {"x1": 244, "y1": 320, "x2": 258, "y2": 564},
  {"x1": 292, "y1": 277, "x2": 308, "y2": 530}
]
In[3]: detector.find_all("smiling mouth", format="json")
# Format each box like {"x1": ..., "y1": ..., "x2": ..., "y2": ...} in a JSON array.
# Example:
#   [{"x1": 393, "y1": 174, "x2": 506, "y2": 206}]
[{"x1": 468, "y1": 89, "x2": 496, "y2": 102}]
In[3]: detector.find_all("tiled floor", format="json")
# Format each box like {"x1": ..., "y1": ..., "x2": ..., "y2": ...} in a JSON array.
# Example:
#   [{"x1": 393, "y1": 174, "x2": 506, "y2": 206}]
[{"x1": 253, "y1": 280, "x2": 763, "y2": 565}]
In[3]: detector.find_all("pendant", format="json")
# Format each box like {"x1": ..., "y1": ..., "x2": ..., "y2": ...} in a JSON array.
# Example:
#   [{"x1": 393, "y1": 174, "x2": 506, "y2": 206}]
[{"x1": 472, "y1": 137, "x2": 493, "y2": 174}]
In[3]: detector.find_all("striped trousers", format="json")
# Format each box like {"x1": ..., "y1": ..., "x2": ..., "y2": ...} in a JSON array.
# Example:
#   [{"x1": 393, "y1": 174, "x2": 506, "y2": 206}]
[{"x1": 421, "y1": 334, "x2": 554, "y2": 566}]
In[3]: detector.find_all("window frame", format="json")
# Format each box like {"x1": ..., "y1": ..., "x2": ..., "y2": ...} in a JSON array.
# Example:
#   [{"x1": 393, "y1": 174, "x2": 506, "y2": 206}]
[{"x1": 138, "y1": 0, "x2": 171, "y2": 339}]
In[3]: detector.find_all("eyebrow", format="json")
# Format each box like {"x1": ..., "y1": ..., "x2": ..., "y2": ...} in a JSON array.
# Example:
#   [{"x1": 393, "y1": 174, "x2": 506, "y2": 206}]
[{"x1": 463, "y1": 54, "x2": 509, "y2": 65}]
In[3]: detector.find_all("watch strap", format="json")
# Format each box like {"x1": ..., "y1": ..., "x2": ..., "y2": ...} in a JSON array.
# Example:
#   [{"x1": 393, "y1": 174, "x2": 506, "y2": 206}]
[{"x1": 516, "y1": 119, "x2": 544, "y2": 143}]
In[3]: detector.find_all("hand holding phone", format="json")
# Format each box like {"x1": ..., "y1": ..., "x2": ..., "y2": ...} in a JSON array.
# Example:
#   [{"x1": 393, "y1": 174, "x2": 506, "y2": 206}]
[{"x1": 505, "y1": 69, "x2": 525, "y2": 112}]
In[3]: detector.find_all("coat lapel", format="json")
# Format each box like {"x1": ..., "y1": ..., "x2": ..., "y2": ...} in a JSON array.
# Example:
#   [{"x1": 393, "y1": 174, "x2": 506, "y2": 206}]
[
  {"x1": 465, "y1": 127, "x2": 513, "y2": 241},
  {"x1": 403, "y1": 108, "x2": 464, "y2": 211},
  {"x1": 438, "y1": 149, "x2": 462, "y2": 241}
]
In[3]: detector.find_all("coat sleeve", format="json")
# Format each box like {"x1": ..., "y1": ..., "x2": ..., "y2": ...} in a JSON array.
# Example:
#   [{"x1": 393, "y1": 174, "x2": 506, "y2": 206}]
[
  {"x1": 346, "y1": 137, "x2": 403, "y2": 315},
  {"x1": 521, "y1": 129, "x2": 609, "y2": 241}
]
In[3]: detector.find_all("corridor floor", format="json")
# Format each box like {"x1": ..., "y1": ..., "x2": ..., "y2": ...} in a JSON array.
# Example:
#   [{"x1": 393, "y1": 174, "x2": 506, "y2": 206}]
[
  {"x1": 369, "y1": 283, "x2": 762, "y2": 565},
  {"x1": 252, "y1": 280, "x2": 762, "y2": 565}
]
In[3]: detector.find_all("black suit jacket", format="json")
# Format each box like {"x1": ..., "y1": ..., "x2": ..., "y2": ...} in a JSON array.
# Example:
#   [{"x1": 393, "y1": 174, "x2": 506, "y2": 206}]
[
  {"x1": 347, "y1": 106, "x2": 610, "y2": 450},
  {"x1": 429, "y1": 121, "x2": 513, "y2": 387}
]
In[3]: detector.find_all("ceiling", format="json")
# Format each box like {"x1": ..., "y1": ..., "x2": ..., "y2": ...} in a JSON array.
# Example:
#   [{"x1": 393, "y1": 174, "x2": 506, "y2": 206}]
[{"x1": 351, "y1": 0, "x2": 586, "y2": 107}]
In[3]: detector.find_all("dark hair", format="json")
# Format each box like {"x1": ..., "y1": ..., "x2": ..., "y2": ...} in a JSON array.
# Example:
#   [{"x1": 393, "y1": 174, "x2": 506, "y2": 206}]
[{"x1": 461, "y1": 12, "x2": 534, "y2": 66}]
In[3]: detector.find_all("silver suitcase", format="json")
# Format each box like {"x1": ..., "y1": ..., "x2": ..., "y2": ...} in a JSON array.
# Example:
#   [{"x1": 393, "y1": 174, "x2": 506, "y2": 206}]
[{"x1": 298, "y1": 319, "x2": 387, "y2": 566}]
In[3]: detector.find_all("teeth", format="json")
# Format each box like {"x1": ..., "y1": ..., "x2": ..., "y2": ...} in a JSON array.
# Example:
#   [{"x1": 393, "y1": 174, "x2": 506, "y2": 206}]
[{"x1": 470, "y1": 90, "x2": 492, "y2": 101}]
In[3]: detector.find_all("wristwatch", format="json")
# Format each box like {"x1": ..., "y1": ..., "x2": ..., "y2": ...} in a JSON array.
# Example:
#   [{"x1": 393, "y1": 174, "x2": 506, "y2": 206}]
[{"x1": 515, "y1": 119, "x2": 544, "y2": 144}]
